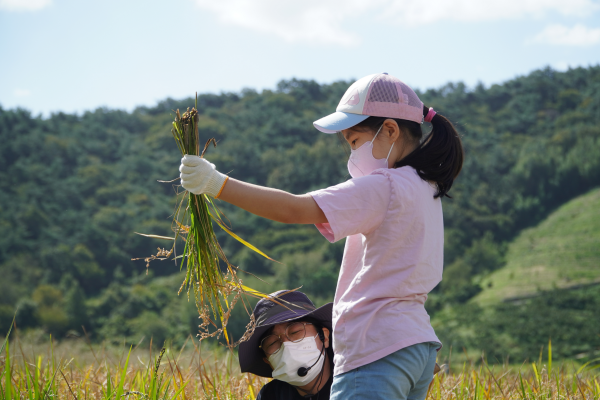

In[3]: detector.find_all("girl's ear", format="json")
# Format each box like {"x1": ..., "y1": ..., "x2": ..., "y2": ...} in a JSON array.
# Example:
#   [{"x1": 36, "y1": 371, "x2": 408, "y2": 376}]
[
  {"x1": 382, "y1": 119, "x2": 401, "y2": 143},
  {"x1": 322, "y1": 327, "x2": 331, "y2": 348}
]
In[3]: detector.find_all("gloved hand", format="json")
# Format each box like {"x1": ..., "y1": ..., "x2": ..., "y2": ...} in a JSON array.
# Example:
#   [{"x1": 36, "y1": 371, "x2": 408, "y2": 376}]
[{"x1": 179, "y1": 155, "x2": 228, "y2": 197}]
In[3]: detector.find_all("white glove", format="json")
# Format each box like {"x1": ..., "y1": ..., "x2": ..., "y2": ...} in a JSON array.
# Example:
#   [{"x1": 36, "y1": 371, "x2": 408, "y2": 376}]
[{"x1": 179, "y1": 155, "x2": 228, "y2": 197}]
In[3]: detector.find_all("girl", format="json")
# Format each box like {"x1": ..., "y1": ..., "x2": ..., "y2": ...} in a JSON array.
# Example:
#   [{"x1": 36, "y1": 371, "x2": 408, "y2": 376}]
[{"x1": 179, "y1": 72, "x2": 463, "y2": 400}]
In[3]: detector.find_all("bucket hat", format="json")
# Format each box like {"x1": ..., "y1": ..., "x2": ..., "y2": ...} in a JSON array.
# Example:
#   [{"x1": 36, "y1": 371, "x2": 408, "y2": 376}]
[
  {"x1": 238, "y1": 290, "x2": 333, "y2": 378},
  {"x1": 313, "y1": 72, "x2": 424, "y2": 133}
]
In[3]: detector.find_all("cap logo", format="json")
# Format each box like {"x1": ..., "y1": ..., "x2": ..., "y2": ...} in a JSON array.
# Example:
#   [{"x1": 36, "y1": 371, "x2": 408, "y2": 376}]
[{"x1": 342, "y1": 88, "x2": 360, "y2": 106}]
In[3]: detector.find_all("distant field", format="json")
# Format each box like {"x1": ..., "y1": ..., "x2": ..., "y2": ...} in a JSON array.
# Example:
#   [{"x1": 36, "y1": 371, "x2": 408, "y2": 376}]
[{"x1": 474, "y1": 187, "x2": 600, "y2": 306}]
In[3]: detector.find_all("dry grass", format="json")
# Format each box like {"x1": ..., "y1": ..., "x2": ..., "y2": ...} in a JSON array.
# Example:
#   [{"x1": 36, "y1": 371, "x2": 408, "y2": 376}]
[
  {"x1": 1, "y1": 333, "x2": 599, "y2": 400},
  {"x1": 1, "y1": 334, "x2": 270, "y2": 400}
]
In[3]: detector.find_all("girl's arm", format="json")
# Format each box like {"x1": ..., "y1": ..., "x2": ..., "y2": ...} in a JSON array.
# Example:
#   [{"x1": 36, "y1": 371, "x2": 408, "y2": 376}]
[
  {"x1": 179, "y1": 155, "x2": 327, "y2": 224},
  {"x1": 218, "y1": 178, "x2": 328, "y2": 225}
]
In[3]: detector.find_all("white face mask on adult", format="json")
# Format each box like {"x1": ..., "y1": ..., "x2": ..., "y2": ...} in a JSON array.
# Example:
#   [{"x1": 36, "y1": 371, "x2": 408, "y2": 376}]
[
  {"x1": 268, "y1": 334, "x2": 325, "y2": 386},
  {"x1": 347, "y1": 125, "x2": 395, "y2": 178}
]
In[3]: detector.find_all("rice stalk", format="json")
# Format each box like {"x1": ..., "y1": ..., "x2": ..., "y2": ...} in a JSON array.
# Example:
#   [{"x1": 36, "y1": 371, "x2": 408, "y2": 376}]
[{"x1": 132, "y1": 95, "x2": 277, "y2": 347}]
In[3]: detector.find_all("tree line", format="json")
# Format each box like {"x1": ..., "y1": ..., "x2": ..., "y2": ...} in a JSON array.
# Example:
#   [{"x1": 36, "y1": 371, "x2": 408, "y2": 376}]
[{"x1": 0, "y1": 66, "x2": 599, "y2": 360}]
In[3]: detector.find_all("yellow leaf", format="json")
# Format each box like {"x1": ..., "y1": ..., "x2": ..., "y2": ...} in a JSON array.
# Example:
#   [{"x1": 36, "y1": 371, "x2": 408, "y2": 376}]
[{"x1": 211, "y1": 218, "x2": 278, "y2": 262}]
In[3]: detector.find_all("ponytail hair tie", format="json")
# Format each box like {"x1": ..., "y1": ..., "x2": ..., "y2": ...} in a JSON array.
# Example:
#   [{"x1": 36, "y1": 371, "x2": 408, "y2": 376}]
[{"x1": 424, "y1": 107, "x2": 436, "y2": 123}]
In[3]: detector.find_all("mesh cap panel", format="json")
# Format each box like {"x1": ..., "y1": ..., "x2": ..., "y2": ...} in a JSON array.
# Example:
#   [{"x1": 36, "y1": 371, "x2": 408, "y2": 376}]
[
  {"x1": 398, "y1": 81, "x2": 422, "y2": 108},
  {"x1": 367, "y1": 76, "x2": 399, "y2": 103},
  {"x1": 363, "y1": 74, "x2": 423, "y2": 123}
]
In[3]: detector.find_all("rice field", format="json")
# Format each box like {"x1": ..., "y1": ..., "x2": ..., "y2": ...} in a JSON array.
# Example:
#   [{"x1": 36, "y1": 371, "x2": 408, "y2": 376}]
[
  {"x1": 0, "y1": 334, "x2": 269, "y2": 400},
  {"x1": 1, "y1": 334, "x2": 599, "y2": 400}
]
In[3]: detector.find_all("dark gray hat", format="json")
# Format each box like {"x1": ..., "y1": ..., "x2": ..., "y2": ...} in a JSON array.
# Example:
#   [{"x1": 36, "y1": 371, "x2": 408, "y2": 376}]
[{"x1": 238, "y1": 290, "x2": 333, "y2": 378}]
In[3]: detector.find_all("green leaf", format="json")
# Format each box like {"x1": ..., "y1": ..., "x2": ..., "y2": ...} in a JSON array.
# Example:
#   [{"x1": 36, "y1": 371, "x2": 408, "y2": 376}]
[
  {"x1": 115, "y1": 346, "x2": 132, "y2": 399},
  {"x1": 0, "y1": 309, "x2": 16, "y2": 356},
  {"x1": 548, "y1": 338, "x2": 552, "y2": 376},
  {"x1": 4, "y1": 339, "x2": 11, "y2": 400}
]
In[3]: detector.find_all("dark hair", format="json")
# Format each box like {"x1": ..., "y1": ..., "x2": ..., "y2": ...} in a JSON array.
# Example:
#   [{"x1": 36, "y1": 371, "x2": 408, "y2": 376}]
[{"x1": 353, "y1": 106, "x2": 464, "y2": 198}]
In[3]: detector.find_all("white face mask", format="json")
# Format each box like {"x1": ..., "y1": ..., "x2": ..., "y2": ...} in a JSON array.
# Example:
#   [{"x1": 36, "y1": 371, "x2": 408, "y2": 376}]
[
  {"x1": 347, "y1": 125, "x2": 395, "y2": 178},
  {"x1": 268, "y1": 334, "x2": 325, "y2": 386}
]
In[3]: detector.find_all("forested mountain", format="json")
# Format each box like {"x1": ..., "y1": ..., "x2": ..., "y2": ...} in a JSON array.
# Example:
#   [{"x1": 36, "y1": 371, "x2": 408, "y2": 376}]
[{"x1": 1, "y1": 66, "x2": 599, "y2": 360}]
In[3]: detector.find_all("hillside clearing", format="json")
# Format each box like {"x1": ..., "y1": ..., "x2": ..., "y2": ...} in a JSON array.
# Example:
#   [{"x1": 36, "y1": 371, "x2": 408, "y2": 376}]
[{"x1": 474, "y1": 187, "x2": 600, "y2": 306}]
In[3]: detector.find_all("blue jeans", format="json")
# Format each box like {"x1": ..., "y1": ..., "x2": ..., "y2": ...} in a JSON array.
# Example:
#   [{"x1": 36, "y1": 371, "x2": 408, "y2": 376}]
[{"x1": 330, "y1": 342, "x2": 439, "y2": 400}]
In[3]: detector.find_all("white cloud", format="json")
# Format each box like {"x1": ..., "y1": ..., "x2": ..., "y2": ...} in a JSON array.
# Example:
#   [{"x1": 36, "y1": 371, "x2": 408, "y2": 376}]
[
  {"x1": 194, "y1": 0, "x2": 371, "y2": 46},
  {"x1": 383, "y1": 0, "x2": 597, "y2": 25},
  {"x1": 0, "y1": 0, "x2": 51, "y2": 12},
  {"x1": 194, "y1": 0, "x2": 600, "y2": 45},
  {"x1": 14, "y1": 89, "x2": 31, "y2": 97},
  {"x1": 531, "y1": 23, "x2": 600, "y2": 46}
]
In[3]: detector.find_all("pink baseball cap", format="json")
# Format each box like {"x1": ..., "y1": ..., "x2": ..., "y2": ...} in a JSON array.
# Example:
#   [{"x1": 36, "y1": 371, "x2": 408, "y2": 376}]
[{"x1": 313, "y1": 72, "x2": 424, "y2": 133}]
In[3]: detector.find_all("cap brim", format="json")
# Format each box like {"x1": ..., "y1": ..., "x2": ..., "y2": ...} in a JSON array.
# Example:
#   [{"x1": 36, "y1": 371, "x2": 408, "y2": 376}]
[
  {"x1": 238, "y1": 302, "x2": 333, "y2": 378},
  {"x1": 313, "y1": 112, "x2": 369, "y2": 134}
]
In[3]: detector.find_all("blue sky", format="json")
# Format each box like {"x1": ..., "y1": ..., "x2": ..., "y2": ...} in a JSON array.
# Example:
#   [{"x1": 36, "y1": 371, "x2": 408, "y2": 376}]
[{"x1": 1, "y1": 0, "x2": 599, "y2": 116}]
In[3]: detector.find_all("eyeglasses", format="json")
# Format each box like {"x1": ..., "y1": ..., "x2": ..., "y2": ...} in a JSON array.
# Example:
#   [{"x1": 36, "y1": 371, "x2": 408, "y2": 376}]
[{"x1": 259, "y1": 322, "x2": 313, "y2": 356}]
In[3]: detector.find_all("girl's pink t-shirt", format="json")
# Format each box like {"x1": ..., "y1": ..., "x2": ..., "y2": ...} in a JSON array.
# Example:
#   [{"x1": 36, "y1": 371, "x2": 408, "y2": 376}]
[{"x1": 309, "y1": 166, "x2": 443, "y2": 376}]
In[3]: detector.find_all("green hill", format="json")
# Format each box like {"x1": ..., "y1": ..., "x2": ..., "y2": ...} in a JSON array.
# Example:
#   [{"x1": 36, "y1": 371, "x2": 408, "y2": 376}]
[{"x1": 474, "y1": 187, "x2": 600, "y2": 306}]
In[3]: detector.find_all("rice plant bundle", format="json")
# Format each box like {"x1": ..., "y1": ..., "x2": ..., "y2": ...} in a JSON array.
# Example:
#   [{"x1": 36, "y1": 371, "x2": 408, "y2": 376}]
[{"x1": 133, "y1": 97, "x2": 274, "y2": 345}]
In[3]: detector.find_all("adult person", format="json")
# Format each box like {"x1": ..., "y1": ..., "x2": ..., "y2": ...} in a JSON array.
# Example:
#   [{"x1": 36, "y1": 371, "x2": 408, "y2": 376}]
[{"x1": 239, "y1": 290, "x2": 333, "y2": 400}]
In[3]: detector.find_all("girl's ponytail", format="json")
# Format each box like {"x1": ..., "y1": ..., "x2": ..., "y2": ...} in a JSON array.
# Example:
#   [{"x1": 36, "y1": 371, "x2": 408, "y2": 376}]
[{"x1": 393, "y1": 105, "x2": 464, "y2": 198}]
